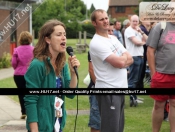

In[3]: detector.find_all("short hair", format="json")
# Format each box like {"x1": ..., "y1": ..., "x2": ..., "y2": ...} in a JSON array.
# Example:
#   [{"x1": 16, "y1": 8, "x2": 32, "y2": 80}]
[
  {"x1": 123, "y1": 19, "x2": 130, "y2": 26},
  {"x1": 18, "y1": 31, "x2": 32, "y2": 45},
  {"x1": 114, "y1": 20, "x2": 121, "y2": 25},
  {"x1": 91, "y1": 9, "x2": 106, "y2": 22},
  {"x1": 130, "y1": 15, "x2": 139, "y2": 21},
  {"x1": 110, "y1": 22, "x2": 114, "y2": 26}
]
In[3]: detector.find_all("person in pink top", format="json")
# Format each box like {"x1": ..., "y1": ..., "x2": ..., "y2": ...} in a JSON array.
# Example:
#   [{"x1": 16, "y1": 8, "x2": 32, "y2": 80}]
[{"x1": 11, "y1": 31, "x2": 34, "y2": 119}]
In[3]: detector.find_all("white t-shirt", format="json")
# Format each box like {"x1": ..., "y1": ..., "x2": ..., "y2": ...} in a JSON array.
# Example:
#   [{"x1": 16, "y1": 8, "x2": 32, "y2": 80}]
[
  {"x1": 124, "y1": 26, "x2": 144, "y2": 56},
  {"x1": 89, "y1": 34, "x2": 128, "y2": 88}
]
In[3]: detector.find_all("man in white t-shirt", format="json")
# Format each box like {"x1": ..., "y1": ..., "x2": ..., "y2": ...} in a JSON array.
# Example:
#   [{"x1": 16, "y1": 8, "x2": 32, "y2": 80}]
[
  {"x1": 124, "y1": 15, "x2": 148, "y2": 106},
  {"x1": 89, "y1": 9, "x2": 133, "y2": 132}
]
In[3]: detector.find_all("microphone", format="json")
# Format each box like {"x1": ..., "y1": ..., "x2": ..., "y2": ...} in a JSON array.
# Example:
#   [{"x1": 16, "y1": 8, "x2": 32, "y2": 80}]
[
  {"x1": 66, "y1": 46, "x2": 78, "y2": 78},
  {"x1": 66, "y1": 46, "x2": 79, "y2": 132}
]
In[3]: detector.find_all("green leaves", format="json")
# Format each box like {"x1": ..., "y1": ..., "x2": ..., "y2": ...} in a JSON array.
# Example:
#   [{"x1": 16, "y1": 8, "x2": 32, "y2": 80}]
[{"x1": 32, "y1": 0, "x2": 87, "y2": 38}]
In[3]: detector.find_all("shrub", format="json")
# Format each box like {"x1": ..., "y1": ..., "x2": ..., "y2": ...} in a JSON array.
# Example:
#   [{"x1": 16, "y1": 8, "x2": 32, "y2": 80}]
[
  {"x1": 0, "y1": 62, "x2": 2, "y2": 69},
  {"x1": 66, "y1": 21, "x2": 82, "y2": 38},
  {"x1": 0, "y1": 52, "x2": 12, "y2": 69},
  {"x1": 81, "y1": 22, "x2": 95, "y2": 38}
]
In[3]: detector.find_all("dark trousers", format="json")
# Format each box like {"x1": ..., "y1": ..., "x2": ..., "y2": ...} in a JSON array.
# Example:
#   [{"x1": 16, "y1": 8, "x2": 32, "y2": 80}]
[
  {"x1": 14, "y1": 75, "x2": 26, "y2": 115},
  {"x1": 136, "y1": 58, "x2": 147, "y2": 88},
  {"x1": 96, "y1": 95, "x2": 125, "y2": 132},
  {"x1": 128, "y1": 56, "x2": 144, "y2": 100},
  {"x1": 137, "y1": 45, "x2": 147, "y2": 88}
]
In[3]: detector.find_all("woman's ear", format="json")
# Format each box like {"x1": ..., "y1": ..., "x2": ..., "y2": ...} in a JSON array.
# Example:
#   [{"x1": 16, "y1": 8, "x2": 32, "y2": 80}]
[{"x1": 45, "y1": 37, "x2": 50, "y2": 45}]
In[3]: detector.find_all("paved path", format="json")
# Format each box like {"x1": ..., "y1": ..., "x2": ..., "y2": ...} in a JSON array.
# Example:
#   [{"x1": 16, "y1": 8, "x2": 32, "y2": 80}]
[
  {"x1": 0, "y1": 96, "x2": 26, "y2": 132},
  {"x1": 0, "y1": 95, "x2": 89, "y2": 132},
  {"x1": 0, "y1": 67, "x2": 14, "y2": 80},
  {"x1": 0, "y1": 68, "x2": 89, "y2": 132}
]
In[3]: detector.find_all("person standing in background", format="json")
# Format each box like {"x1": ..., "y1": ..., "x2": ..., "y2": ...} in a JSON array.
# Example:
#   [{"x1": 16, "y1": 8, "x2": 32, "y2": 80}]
[
  {"x1": 87, "y1": 51, "x2": 100, "y2": 132},
  {"x1": 11, "y1": 31, "x2": 34, "y2": 119},
  {"x1": 136, "y1": 21, "x2": 151, "y2": 88},
  {"x1": 124, "y1": 15, "x2": 148, "y2": 106},
  {"x1": 113, "y1": 20, "x2": 124, "y2": 45},
  {"x1": 121, "y1": 19, "x2": 130, "y2": 48},
  {"x1": 108, "y1": 22, "x2": 115, "y2": 35}
]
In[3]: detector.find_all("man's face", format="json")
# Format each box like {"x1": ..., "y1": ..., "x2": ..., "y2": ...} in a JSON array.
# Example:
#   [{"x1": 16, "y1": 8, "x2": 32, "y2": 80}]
[
  {"x1": 131, "y1": 16, "x2": 139, "y2": 28},
  {"x1": 115, "y1": 22, "x2": 121, "y2": 30},
  {"x1": 108, "y1": 25, "x2": 114, "y2": 35},
  {"x1": 92, "y1": 11, "x2": 109, "y2": 31}
]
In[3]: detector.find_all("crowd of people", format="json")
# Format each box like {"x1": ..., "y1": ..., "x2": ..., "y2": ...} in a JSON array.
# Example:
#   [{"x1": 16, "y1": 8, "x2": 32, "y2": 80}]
[
  {"x1": 10, "y1": 5, "x2": 175, "y2": 132},
  {"x1": 87, "y1": 8, "x2": 175, "y2": 132}
]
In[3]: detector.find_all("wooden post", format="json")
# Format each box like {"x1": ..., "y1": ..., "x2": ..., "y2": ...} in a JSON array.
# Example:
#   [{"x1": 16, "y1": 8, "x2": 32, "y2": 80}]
[
  {"x1": 84, "y1": 31, "x2": 86, "y2": 44},
  {"x1": 79, "y1": 31, "x2": 81, "y2": 44}
]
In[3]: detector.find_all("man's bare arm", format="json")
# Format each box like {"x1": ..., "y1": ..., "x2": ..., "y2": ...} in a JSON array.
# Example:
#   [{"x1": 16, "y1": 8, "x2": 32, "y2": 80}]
[
  {"x1": 122, "y1": 51, "x2": 133, "y2": 67},
  {"x1": 137, "y1": 26, "x2": 148, "y2": 41},
  {"x1": 105, "y1": 53, "x2": 128, "y2": 68},
  {"x1": 129, "y1": 36, "x2": 145, "y2": 46},
  {"x1": 147, "y1": 46, "x2": 156, "y2": 77}
]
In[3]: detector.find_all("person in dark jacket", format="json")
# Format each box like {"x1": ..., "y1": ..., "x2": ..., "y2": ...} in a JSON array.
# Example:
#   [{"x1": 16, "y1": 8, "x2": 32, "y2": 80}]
[{"x1": 136, "y1": 21, "x2": 151, "y2": 88}]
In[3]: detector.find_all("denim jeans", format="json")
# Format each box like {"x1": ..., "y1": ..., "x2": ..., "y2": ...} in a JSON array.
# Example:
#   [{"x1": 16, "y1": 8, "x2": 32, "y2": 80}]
[
  {"x1": 128, "y1": 56, "x2": 144, "y2": 100},
  {"x1": 88, "y1": 95, "x2": 101, "y2": 130}
]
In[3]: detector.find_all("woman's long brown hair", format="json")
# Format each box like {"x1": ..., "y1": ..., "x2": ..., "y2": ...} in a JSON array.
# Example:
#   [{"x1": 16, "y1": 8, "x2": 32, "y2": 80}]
[{"x1": 33, "y1": 19, "x2": 66, "y2": 76}]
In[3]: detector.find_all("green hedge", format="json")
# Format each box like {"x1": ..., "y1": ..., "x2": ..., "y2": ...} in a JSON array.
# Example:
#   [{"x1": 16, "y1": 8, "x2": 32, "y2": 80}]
[
  {"x1": 81, "y1": 23, "x2": 95, "y2": 38},
  {"x1": 66, "y1": 21, "x2": 95, "y2": 39},
  {"x1": 0, "y1": 52, "x2": 11, "y2": 69}
]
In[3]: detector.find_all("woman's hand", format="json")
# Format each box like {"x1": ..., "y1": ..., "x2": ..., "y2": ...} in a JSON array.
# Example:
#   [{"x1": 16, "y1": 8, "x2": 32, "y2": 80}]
[{"x1": 68, "y1": 55, "x2": 80, "y2": 74}]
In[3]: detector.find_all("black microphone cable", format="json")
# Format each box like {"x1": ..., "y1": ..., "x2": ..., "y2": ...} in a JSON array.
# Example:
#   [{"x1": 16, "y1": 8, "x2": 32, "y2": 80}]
[
  {"x1": 66, "y1": 46, "x2": 79, "y2": 132},
  {"x1": 74, "y1": 71, "x2": 79, "y2": 132}
]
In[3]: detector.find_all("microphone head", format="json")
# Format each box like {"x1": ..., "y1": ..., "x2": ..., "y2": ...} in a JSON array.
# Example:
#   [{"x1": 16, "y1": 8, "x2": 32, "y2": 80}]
[{"x1": 66, "y1": 46, "x2": 74, "y2": 56}]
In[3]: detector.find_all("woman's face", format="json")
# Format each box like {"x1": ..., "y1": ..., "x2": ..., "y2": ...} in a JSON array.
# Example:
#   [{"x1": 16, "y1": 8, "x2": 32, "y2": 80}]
[{"x1": 46, "y1": 25, "x2": 66, "y2": 55}]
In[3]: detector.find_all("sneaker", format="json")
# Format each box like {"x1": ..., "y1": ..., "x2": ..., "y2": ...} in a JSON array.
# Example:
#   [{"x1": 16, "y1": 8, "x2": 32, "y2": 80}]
[
  {"x1": 136, "y1": 99, "x2": 143, "y2": 103},
  {"x1": 137, "y1": 97, "x2": 144, "y2": 101},
  {"x1": 164, "y1": 117, "x2": 169, "y2": 122},
  {"x1": 20, "y1": 114, "x2": 26, "y2": 119}
]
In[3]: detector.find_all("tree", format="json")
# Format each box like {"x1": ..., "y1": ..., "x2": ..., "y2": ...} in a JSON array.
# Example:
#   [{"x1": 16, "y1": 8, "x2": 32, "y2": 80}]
[
  {"x1": 90, "y1": 4, "x2": 95, "y2": 13},
  {"x1": 32, "y1": 0, "x2": 87, "y2": 38}
]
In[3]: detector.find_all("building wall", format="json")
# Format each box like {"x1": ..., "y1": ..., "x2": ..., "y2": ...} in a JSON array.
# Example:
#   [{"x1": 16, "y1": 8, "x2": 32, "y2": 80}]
[
  {"x1": 0, "y1": 8, "x2": 29, "y2": 58},
  {"x1": 16, "y1": 9, "x2": 29, "y2": 47},
  {"x1": 0, "y1": 9, "x2": 11, "y2": 58},
  {"x1": 109, "y1": 6, "x2": 138, "y2": 19}
]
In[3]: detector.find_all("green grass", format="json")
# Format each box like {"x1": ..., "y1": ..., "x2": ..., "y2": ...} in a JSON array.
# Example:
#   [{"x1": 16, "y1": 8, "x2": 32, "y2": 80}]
[
  {"x1": 0, "y1": 77, "x2": 170, "y2": 131},
  {"x1": 0, "y1": 77, "x2": 170, "y2": 132},
  {"x1": 0, "y1": 39, "x2": 170, "y2": 132},
  {"x1": 0, "y1": 77, "x2": 16, "y2": 88},
  {"x1": 65, "y1": 95, "x2": 89, "y2": 110},
  {"x1": 64, "y1": 96, "x2": 170, "y2": 132}
]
